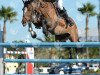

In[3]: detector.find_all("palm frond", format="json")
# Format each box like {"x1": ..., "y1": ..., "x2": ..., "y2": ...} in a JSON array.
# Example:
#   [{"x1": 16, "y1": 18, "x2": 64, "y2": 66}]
[
  {"x1": 0, "y1": 6, "x2": 17, "y2": 22},
  {"x1": 89, "y1": 12, "x2": 97, "y2": 16},
  {"x1": 78, "y1": 8, "x2": 86, "y2": 14},
  {"x1": 78, "y1": 2, "x2": 96, "y2": 17},
  {"x1": 8, "y1": 11, "x2": 17, "y2": 22},
  {"x1": 7, "y1": 6, "x2": 13, "y2": 13}
]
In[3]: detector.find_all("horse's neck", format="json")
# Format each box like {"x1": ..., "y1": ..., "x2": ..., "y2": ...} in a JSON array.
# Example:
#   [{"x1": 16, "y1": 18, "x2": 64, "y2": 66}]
[{"x1": 32, "y1": 0, "x2": 58, "y2": 21}]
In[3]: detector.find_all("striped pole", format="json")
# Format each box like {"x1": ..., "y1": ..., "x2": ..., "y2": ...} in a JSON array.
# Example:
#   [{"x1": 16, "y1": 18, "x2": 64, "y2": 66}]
[{"x1": 4, "y1": 51, "x2": 27, "y2": 54}]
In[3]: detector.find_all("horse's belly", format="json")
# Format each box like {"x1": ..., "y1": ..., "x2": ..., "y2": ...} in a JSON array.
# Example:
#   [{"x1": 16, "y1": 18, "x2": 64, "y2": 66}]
[{"x1": 54, "y1": 25, "x2": 68, "y2": 35}]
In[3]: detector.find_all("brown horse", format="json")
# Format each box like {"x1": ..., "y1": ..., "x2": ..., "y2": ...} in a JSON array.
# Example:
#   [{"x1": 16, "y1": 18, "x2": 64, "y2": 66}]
[
  {"x1": 22, "y1": 1, "x2": 81, "y2": 73},
  {"x1": 22, "y1": 0, "x2": 79, "y2": 42}
]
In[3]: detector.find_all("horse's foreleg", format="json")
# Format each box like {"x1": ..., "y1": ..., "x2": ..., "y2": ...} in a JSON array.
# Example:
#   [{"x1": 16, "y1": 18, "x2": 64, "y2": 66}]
[
  {"x1": 42, "y1": 24, "x2": 49, "y2": 37},
  {"x1": 42, "y1": 19, "x2": 49, "y2": 37},
  {"x1": 28, "y1": 23, "x2": 37, "y2": 38}
]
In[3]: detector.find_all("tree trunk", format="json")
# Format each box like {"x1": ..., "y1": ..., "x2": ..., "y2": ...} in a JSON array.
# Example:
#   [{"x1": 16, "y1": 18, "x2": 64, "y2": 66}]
[
  {"x1": 98, "y1": 14, "x2": 100, "y2": 68},
  {"x1": 85, "y1": 15, "x2": 89, "y2": 42},
  {"x1": 49, "y1": 48, "x2": 57, "y2": 67},
  {"x1": 3, "y1": 21, "x2": 6, "y2": 42},
  {"x1": 98, "y1": 15, "x2": 100, "y2": 49},
  {"x1": 85, "y1": 15, "x2": 89, "y2": 58}
]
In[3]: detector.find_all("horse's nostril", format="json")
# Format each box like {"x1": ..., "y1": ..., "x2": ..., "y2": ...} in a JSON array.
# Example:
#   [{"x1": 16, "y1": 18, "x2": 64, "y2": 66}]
[{"x1": 22, "y1": 20, "x2": 25, "y2": 25}]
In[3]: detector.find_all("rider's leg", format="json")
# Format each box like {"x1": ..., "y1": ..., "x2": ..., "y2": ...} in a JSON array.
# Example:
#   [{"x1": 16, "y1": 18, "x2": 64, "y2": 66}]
[
  {"x1": 60, "y1": 7, "x2": 74, "y2": 26},
  {"x1": 57, "y1": 0, "x2": 74, "y2": 26}
]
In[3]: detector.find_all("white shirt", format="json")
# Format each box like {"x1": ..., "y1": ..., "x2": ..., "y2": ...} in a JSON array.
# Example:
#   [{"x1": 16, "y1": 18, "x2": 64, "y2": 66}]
[{"x1": 57, "y1": 0, "x2": 63, "y2": 10}]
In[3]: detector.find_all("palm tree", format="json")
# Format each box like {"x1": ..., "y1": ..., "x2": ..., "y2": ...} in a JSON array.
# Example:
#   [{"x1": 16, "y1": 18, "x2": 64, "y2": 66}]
[
  {"x1": 98, "y1": 0, "x2": 100, "y2": 68},
  {"x1": 78, "y1": 2, "x2": 96, "y2": 58},
  {"x1": 78, "y1": 2, "x2": 96, "y2": 41},
  {"x1": 0, "y1": 6, "x2": 17, "y2": 42}
]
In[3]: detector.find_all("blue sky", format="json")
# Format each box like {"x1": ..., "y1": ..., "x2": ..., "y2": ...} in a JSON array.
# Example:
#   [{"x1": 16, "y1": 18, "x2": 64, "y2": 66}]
[{"x1": 0, "y1": 0, "x2": 99, "y2": 42}]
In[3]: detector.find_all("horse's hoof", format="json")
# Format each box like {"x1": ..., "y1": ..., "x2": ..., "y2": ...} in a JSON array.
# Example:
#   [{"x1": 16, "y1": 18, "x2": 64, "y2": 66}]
[{"x1": 31, "y1": 31, "x2": 37, "y2": 38}]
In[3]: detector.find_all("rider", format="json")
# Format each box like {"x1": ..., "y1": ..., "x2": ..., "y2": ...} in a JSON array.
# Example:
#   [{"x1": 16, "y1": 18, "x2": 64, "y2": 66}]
[{"x1": 52, "y1": 0, "x2": 74, "y2": 26}]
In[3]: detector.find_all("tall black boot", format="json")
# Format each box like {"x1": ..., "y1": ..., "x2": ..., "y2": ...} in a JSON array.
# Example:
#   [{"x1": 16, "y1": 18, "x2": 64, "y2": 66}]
[{"x1": 59, "y1": 8, "x2": 74, "y2": 26}]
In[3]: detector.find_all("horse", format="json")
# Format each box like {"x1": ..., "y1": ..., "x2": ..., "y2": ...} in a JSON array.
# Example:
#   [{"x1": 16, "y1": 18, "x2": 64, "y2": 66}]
[
  {"x1": 21, "y1": 0, "x2": 80, "y2": 73},
  {"x1": 21, "y1": 0, "x2": 79, "y2": 42}
]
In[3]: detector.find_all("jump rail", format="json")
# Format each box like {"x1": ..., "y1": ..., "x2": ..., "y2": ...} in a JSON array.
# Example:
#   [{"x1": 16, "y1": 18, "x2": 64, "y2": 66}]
[
  {"x1": 0, "y1": 42, "x2": 100, "y2": 48},
  {"x1": 3, "y1": 42, "x2": 100, "y2": 75},
  {"x1": 4, "y1": 59, "x2": 100, "y2": 63},
  {"x1": 4, "y1": 74, "x2": 100, "y2": 75}
]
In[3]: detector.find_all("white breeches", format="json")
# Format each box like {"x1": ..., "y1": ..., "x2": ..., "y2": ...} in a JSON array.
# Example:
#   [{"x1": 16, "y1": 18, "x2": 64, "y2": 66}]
[{"x1": 57, "y1": 0, "x2": 63, "y2": 10}]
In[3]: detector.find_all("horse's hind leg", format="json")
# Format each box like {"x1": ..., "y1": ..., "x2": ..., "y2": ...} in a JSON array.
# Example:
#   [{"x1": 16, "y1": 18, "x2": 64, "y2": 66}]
[
  {"x1": 69, "y1": 25, "x2": 79, "y2": 59},
  {"x1": 69, "y1": 25, "x2": 79, "y2": 42}
]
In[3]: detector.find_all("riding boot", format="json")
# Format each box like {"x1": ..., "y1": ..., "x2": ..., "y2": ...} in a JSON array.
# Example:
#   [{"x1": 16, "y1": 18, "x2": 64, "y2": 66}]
[{"x1": 59, "y1": 8, "x2": 74, "y2": 27}]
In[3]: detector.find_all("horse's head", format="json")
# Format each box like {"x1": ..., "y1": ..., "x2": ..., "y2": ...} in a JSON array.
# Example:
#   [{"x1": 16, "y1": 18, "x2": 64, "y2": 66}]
[
  {"x1": 22, "y1": 0, "x2": 34, "y2": 26},
  {"x1": 22, "y1": 0, "x2": 43, "y2": 27}
]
